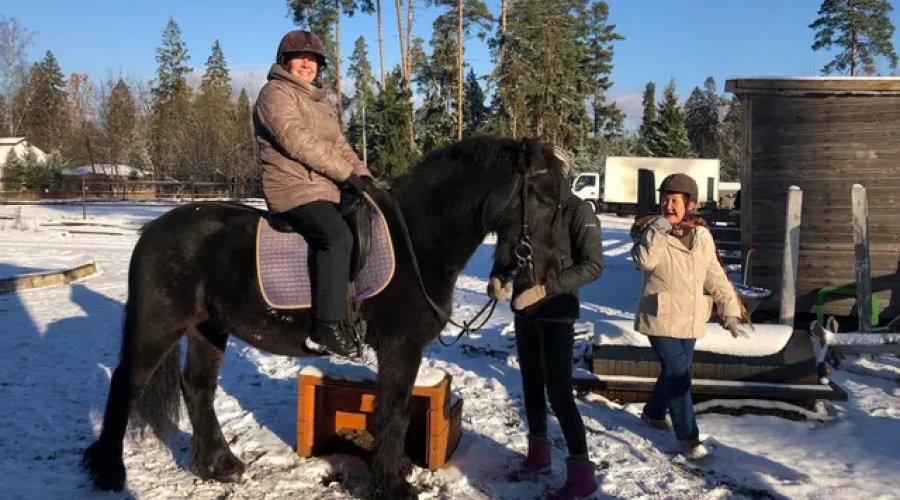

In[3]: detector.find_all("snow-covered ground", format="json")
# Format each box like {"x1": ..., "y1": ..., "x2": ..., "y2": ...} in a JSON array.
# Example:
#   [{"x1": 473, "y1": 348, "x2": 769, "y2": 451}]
[{"x1": 1, "y1": 202, "x2": 899, "y2": 499}]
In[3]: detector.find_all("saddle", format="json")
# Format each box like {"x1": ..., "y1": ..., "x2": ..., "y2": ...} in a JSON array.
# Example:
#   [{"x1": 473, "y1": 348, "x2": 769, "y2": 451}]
[{"x1": 255, "y1": 191, "x2": 395, "y2": 310}]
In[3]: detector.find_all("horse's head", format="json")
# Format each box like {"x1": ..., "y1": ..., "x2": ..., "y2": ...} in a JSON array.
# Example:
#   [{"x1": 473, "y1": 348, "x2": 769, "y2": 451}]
[{"x1": 489, "y1": 137, "x2": 570, "y2": 289}]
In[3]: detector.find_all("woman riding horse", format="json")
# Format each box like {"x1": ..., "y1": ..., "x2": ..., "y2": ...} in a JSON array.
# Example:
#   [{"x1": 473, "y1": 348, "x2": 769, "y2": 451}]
[{"x1": 253, "y1": 29, "x2": 375, "y2": 358}]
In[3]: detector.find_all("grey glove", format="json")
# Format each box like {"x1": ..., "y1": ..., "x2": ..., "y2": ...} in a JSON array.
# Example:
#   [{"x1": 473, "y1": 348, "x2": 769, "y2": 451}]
[
  {"x1": 724, "y1": 316, "x2": 749, "y2": 338},
  {"x1": 649, "y1": 216, "x2": 673, "y2": 234}
]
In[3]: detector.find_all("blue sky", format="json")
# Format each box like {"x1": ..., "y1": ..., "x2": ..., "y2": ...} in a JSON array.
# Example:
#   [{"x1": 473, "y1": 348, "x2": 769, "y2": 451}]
[{"x1": 6, "y1": 0, "x2": 900, "y2": 128}]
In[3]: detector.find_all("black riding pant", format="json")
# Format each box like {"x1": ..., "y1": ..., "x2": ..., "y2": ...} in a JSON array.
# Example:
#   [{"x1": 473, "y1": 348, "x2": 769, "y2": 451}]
[
  {"x1": 280, "y1": 200, "x2": 353, "y2": 322},
  {"x1": 514, "y1": 315, "x2": 588, "y2": 457}
]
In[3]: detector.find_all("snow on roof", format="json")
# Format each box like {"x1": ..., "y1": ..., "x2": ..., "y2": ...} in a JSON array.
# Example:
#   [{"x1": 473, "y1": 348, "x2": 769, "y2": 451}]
[
  {"x1": 0, "y1": 137, "x2": 26, "y2": 146},
  {"x1": 60, "y1": 164, "x2": 150, "y2": 177},
  {"x1": 725, "y1": 76, "x2": 900, "y2": 94},
  {"x1": 726, "y1": 76, "x2": 900, "y2": 81}
]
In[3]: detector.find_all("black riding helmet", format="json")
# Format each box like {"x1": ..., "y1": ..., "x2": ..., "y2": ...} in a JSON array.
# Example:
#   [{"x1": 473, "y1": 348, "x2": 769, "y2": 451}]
[{"x1": 276, "y1": 30, "x2": 328, "y2": 69}]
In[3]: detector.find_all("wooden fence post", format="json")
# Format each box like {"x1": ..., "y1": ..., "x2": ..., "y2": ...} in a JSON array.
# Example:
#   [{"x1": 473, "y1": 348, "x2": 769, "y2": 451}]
[
  {"x1": 851, "y1": 184, "x2": 872, "y2": 332},
  {"x1": 780, "y1": 186, "x2": 802, "y2": 327}
]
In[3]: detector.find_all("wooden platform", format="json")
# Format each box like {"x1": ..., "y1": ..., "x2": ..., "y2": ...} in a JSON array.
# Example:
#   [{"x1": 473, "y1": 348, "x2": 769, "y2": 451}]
[
  {"x1": 585, "y1": 320, "x2": 848, "y2": 407},
  {"x1": 297, "y1": 366, "x2": 463, "y2": 472},
  {"x1": 0, "y1": 261, "x2": 98, "y2": 294}
]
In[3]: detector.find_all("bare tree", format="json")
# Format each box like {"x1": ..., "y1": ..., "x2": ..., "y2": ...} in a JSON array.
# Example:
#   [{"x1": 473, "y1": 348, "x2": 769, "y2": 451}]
[{"x1": 0, "y1": 16, "x2": 35, "y2": 135}]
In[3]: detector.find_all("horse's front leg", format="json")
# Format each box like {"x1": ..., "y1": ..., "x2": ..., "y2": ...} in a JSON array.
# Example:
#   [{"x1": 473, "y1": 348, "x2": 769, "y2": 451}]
[{"x1": 366, "y1": 337, "x2": 424, "y2": 500}]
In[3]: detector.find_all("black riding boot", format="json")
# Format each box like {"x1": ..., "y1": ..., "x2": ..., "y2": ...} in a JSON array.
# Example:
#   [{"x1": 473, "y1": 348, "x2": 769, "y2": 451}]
[{"x1": 310, "y1": 319, "x2": 359, "y2": 358}]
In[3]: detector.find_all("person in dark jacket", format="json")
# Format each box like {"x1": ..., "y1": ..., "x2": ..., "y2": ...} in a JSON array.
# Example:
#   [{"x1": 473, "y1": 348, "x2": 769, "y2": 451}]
[{"x1": 488, "y1": 155, "x2": 604, "y2": 499}]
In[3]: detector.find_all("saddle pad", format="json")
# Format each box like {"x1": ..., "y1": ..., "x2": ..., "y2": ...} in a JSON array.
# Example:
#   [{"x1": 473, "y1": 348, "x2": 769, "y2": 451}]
[{"x1": 256, "y1": 194, "x2": 395, "y2": 309}]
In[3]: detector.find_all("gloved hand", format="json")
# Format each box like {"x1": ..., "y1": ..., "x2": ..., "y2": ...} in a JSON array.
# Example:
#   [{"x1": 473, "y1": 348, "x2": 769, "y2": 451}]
[
  {"x1": 630, "y1": 215, "x2": 660, "y2": 241},
  {"x1": 513, "y1": 284, "x2": 547, "y2": 310},
  {"x1": 672, "y1": 215, "x2": 708, "y2": 237},
  {"x1": 487, "y1": 276, "x2": 512, "y2": 301},
  {"x1": 344, "y1": 173, "x2": 375, "y2": 194},
  {"x1": 723, "y1": 316, "x2": 749, "y2": 338},
  {"x1": 630, "y1": 215, "x2": 672, "y2": 241}
]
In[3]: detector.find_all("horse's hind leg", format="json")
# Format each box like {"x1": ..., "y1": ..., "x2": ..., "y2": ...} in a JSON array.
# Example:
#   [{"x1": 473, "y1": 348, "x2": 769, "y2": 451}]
[
  {"x1": 83, "y1": 312, "x2": 185, "y2": 491},
  {"x1": 180, "y1": 322, "x2": 245, "y2": 483}
]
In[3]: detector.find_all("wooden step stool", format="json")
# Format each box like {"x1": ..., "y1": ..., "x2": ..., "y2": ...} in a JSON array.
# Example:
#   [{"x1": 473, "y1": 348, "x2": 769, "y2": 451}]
[{"x1": 296, "y1": 365, "x2": 463, "y2": 472}]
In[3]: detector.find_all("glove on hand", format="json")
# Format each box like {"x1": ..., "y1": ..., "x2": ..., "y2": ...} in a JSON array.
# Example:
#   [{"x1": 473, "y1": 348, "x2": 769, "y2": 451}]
[
  {"x1": 630, "y1": 215, "x2": 661, "y2": 241},
  {"x1": 513, "y1": 284, "x2": 547, "y2": 310},
  {"x1": 344, "y1": 173, "x2": 374, "y2": 194},
  {"x1": 724, "y1": 316, "x2": 749, "y2": 338},
  {"x1": 487, "y1": 277, "x2": 512, "y2": 301},
  {"x1": 672, "y1": 215, "x2": 709, "y2": 237}
]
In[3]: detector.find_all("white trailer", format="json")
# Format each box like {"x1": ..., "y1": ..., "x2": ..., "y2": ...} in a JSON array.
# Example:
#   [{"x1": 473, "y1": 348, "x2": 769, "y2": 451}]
[{"x1": 571, "y1": 156, "x2": 721, "y2": 215}]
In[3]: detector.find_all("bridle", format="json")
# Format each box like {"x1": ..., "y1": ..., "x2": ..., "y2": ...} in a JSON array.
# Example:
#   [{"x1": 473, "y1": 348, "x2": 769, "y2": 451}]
[{"x1": 386, "y1": 166, "x2": 550, "y2": 347}]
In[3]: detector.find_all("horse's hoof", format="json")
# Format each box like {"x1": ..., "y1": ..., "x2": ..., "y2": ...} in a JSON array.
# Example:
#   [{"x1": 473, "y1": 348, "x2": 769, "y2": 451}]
[
  {"x1": 82, "y1": 440, "x2": 126, "y2": 492},
  {"x1": 398, "y1": 455, "x2": 414, "y2": 478},
  {"x1": 390, "y1": 480, "x2": 418, "y2": 500},
  {"x1": 366, "y1": 478, "x2": 417, "y2": 500},
  {"x1": 194, "y1": 450, "x2": 246, "y2": 483}
]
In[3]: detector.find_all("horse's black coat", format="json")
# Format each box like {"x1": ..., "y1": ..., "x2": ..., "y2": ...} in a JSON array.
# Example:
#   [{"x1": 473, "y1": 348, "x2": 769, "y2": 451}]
[{"x1": 81, "y1": 136, "x2": 568, "y2": 499}]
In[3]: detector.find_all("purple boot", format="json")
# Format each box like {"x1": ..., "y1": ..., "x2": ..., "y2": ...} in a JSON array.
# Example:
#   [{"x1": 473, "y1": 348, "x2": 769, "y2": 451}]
[
  {"x1": 547, "y1": 457, "x2": 598, "y2": 499},
  {"x1": 506, "y1": 435, "x2": 552, "y2": 482}
]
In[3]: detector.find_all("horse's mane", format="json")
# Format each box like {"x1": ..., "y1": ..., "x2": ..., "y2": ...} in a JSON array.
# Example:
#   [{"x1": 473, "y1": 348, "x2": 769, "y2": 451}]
[{"x1": 387, "y1": 135, "x2": 523, "y2": 206}]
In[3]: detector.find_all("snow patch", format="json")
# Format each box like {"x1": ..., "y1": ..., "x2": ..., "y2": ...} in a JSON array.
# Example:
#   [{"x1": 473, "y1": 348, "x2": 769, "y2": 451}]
[
  {"x1": 593, "y1": 319, "x2": 795, "y2": 357},
  {"x1": 299, "y1": 362, "x2": 448, "y2": 387}
]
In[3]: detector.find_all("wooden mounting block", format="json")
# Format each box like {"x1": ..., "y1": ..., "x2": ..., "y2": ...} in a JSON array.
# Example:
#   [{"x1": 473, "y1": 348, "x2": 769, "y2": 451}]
[{"x1": 296, "y1": 365, "x2": 463, "y2": 472}]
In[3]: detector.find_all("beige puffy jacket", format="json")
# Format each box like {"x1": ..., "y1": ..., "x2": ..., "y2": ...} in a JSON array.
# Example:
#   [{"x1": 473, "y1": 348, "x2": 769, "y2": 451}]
[
  {"x1": 253, "y1": 63, "x2": 371, "y2": 213},
  {"x1": 631, "y1": 218, "x2": 741, "y2": 339}
]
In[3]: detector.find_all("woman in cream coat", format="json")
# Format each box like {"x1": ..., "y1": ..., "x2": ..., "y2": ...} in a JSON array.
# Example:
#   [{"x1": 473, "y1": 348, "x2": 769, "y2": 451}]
[{"x1": 630, "y1": 173, "x2": 748, "y2": 459}]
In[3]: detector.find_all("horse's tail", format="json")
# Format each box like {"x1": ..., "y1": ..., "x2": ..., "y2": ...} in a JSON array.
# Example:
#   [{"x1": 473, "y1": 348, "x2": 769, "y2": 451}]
[
  {"x1": 131, "y1": 337, "x2": 182, "y2": 439},
  {"x1": 122, "y1": 273, "x2": 183, "y2": 440}
]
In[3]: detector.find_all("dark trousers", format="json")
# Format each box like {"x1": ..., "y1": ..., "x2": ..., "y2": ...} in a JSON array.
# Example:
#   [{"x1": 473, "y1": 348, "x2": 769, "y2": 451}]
[
  {"x1": 643, "y1": 336, "x2": 699, "y2": 441},
  {"x1": 279, "y1": 200, "x2": 353, "y2": 322},
  {"x1": 514, "y1": 315, "x2": 588, "y2": 457}
]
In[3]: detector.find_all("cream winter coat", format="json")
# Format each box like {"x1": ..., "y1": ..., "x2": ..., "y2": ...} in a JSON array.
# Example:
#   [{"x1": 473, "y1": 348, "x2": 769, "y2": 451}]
[{"x1": 631, "y1": 217, "x2": 741, "y2": 339}]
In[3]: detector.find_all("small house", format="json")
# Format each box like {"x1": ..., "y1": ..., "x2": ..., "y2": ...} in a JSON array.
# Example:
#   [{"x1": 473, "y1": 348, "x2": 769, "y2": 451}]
[
  {"x1": 724, "y1": 77, "x2": 900, "y2": 325},
  {"x1": 0, "y1": 137, "x2": 47, "y2": 190}
]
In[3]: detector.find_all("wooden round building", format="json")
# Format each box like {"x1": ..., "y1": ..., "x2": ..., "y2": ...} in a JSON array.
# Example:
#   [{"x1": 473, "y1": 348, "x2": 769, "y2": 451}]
[{"x1": 725, "y1": 77, "x2": 900, "y2": 326}]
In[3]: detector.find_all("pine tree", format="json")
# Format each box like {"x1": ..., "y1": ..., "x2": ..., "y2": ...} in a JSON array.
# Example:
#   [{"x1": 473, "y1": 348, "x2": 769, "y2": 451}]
[
  {"x1": 428, "y1": 0, "x2": 492, "y2": 140},
  {"x1": 412, "y1": 36, "x2": 454, "y2": 155},
  {"x1": 234, "y1": 88, "x2": 256, "y2": 186},
  {"x1": 2, "y1": 149, "x2": 27, "y2": 188},
  {"x1": 150, "y1": 17, "x2": 193, "y2": 180},
  {"x1": 685, "y1": 76, "x2": 721, "y2": 158},
  {"x1": 104, "y1": 78, "x2": 137, "y2": 167},
  {"x1": 21, "y1": 50, "x2": 69, "y2": 157},
  {"x1": 369, "y1": 67, "x2": 418, "y2": 179},
  {"x1": 152, "y1": 18, "x2": 192, "y2": 106},
  {"x1": 346, "y1": 36, "x2": 377, "y2": 165},
  {"x1": 652, "y1": 78, "x2": 691, "y2": 158},
  {"x1": 718, "y1": 96, "x2": 742, "y2": 182},
  {"x1": 200, "y1": 40, "x2": 230, "y2": 94},
  {"x1": 499, "y1": 0, "x2": 590, "y2": 144},
  {"x1": 584, "y1": 1, "x2": 625, "y2": 139},
  {"x1": 193, "y1": 39, "x2": 235, "y2": 180},
  {"x1": 810, "y1": 0, "x2": 898, "y2": 75},
  {"x1": 462, "y1": 68, "x2": 488, "y2": 136},
  {"x1": 636, "y1": 81, "x2": 658, "y2": 156}
]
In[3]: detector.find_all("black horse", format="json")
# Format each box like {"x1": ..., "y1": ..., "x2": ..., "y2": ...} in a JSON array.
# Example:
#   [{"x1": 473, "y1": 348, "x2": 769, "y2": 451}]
[{"x1": 82, "y1": 136, "x2": 568, "y2": 499}]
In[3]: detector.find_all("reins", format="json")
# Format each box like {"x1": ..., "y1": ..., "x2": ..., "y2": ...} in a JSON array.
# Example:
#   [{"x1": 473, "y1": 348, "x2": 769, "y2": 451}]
[{"x1": 382, "y1": 167, "x2": 548, "y2": 348}]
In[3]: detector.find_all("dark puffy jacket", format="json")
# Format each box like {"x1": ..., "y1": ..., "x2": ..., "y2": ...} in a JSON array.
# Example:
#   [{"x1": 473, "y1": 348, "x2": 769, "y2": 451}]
[{"x1": 491, "y1": 195, "x2": 604, "y2": 322}]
